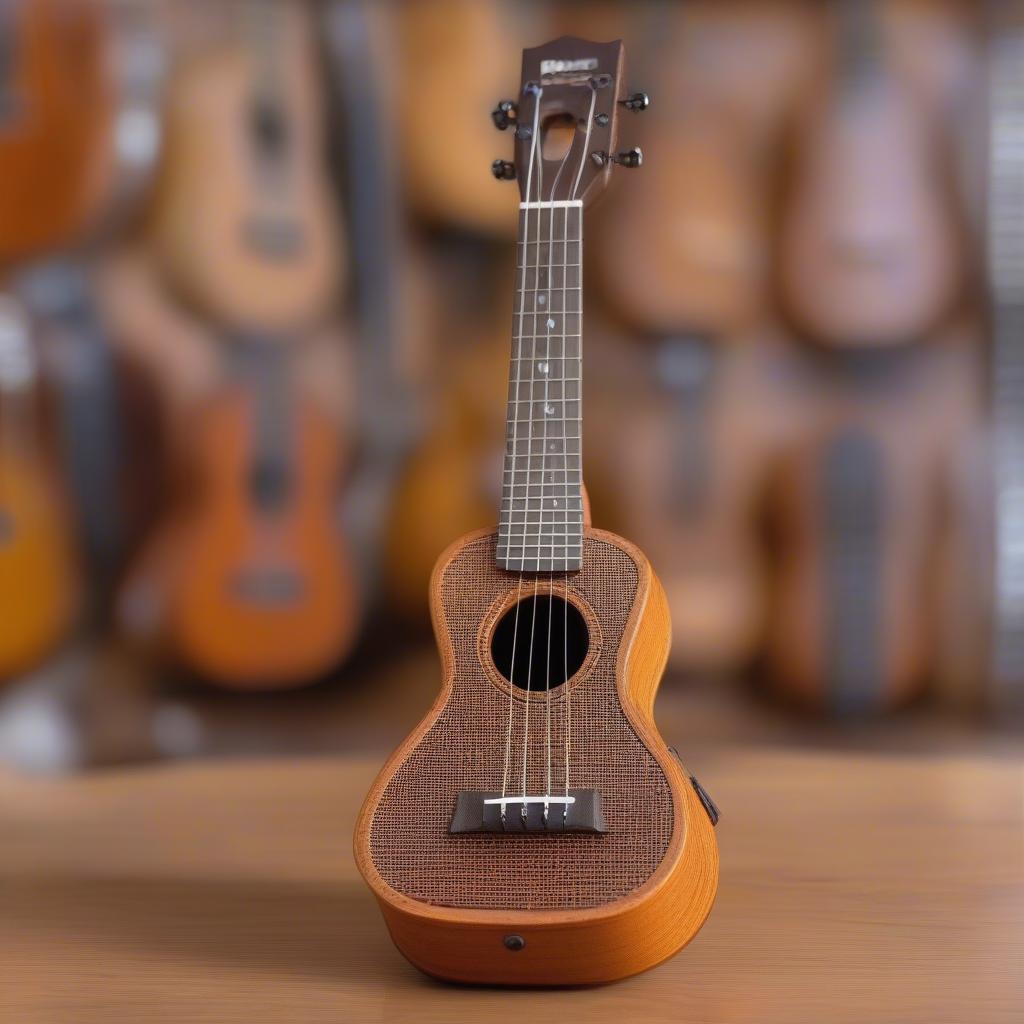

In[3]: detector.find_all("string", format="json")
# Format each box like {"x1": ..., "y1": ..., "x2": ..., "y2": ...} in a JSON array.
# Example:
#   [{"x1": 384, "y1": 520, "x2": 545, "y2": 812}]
[
  {"x1": 500, "y1": 84, "x2": 543, "y2": 821},
  {"x1": 521, "y1": 81, "x2": 595, "y2": 822},
  {"x1": 500, "y1": 76, "x2": 596, "y2": 825},
  {"x1": 518, "y1": 107, "x2": 546, "y2": 821},
  {"x1": 541, "y1": 149, "x2": 574, "y2": 823},
  {"x1": 564, "y1": 80, "x2": 598, "y2": 820}
]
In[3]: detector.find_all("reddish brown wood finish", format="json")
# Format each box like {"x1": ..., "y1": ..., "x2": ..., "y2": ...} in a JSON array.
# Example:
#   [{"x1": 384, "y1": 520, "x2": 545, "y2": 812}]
[{"x1": 0, "y1": 0, "x2": 111, "y2": 266}]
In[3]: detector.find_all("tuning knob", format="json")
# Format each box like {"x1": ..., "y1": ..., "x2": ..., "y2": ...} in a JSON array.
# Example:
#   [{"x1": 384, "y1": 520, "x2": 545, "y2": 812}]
[
  {"x1": 491, "y1": 159, "x2": 516, "y2": 181},
  {"x1": 612, "y1": 147, "x2": 643, "y2": 168},
  {"x1": 620, "y1": 92, "x2": 650, "y2": 113},
  {"x1": 491, "y1": 99, "x2": 518, "y2": 131}
]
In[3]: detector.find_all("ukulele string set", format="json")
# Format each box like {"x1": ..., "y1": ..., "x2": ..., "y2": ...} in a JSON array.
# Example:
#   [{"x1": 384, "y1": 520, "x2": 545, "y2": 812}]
[{"x1": 499, "y1": 76, "x2": 597, "y2": 828}]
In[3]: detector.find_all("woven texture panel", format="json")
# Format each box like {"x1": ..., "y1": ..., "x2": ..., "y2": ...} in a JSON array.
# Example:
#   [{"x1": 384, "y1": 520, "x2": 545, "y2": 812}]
[{"x1": 369, "y1": 532, "x2": 674, "y2": 910}]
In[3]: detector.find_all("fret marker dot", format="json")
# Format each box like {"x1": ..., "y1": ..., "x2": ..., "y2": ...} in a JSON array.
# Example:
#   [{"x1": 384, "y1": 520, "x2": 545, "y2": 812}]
[
  {"x1": 538, "y1": 362, "x2": 549, "y2": 375},
  {"x1": 544, "y1": 403, "x2": 555, "y2": 415},
  {"x1": 538, "y1": 295, "x2": 546, "y2": 305},
  {"x1": 548, "y1": 442, "x2": 557, "y2": 451},
  {"x1": 546, "y1": 318, "x2": 556, "y2": 329}
]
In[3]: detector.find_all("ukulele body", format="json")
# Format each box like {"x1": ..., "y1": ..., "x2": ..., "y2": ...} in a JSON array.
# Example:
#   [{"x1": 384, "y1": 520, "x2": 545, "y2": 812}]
[{"x1": 356, "y1": 526, "x2": 719, "y2": 985}]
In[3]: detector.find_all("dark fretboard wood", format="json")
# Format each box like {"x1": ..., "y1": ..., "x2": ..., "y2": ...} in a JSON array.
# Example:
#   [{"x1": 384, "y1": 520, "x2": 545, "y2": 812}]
[{"x1": 497, "y1": 201, "x2": 584, "y2": 572}]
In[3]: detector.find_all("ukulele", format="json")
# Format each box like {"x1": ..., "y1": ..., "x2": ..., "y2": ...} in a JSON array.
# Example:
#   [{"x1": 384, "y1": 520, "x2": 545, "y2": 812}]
[
  {"x1": 149, "y1": 0, "x2": 342, "y2": 334},
  {"x1": 127, "y1": 337, "x2": 359, "y2": 689},
  {"x1": 356, "y1": 38, "x2": 719, "y2": 986},
  {"x1": 778, "y1": 0, "x2": 963, "y2": 346},
  {"x1": 0, "y1": 295, "x2": 77, "y2": 678}
]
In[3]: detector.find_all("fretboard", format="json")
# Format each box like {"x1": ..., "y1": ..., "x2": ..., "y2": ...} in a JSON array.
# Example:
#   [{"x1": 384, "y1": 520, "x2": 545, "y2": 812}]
[{"x1": 497, "y1": 200, "x2": 584, "y2": 572}]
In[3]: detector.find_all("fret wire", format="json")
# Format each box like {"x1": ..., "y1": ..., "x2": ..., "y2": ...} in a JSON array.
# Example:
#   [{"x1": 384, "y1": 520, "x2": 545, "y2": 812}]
[{"x1": 499, "y1": 542, "x2": 584, "y2": 548}]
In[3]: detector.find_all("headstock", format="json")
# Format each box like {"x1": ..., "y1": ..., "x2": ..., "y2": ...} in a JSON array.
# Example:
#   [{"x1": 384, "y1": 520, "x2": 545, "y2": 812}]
[{"x1": 490, "y1": 37, "x2": 647, "y2": 206}]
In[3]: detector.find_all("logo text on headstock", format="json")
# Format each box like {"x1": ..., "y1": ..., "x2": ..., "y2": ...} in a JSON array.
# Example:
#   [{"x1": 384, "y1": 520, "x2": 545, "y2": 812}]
[{"x1": 540, "y1": 57, "x2": 598, "y2": 76}]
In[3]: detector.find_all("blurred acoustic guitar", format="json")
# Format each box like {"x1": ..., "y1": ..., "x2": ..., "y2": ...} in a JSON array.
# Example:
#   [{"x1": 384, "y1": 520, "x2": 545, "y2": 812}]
[
  {"x1": 396, "y1": 0, "x2": 547, "y2": 237},
  {"x1": 0, "y1": 296, "x2": 78, "y2": 678},
  {"x1": 584, "y1": 1, "x2": 808, "y2": 675},
  {"x1": 126, "y1": 337, "x2": 360, "y2": 689},
  {"x1": 937, "y1": 1, "x2": 1024, "y2": 715},
  {"x1": 383, "y1": 244, "x2": 512, "y2": 620},
  {"x1": 588, "y1": 330, "x2": 801, "y2": 678},
  {"x1": 0, "y1": 0, "x2": 112, "y2": 265},
  {"x1": 593, "y1": 0, "x2": 809, "y2": 335},
  {"x1": 761, "y1": 337, "x2": 976, "y2": 714},
  {"x1": 149, "y1": 0, "x2": 343, "y2": 334},
  {"x1": 778, "y1": 0, "x2": 963, "y2": 346}
]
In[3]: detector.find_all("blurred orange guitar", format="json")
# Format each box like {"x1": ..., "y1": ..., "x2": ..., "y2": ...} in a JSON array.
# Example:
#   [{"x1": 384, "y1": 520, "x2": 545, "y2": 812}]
[
  {"x1": 0, "y1": 296, "x2": 78, "y2": 678},
  {"x1": 136, "y1": 339, "x2": 360, "y2": 688},
  {"x1": 0, "y1": 0, "x2": 111, "y2": 264},
  {"x1": 149, "y1": 0, "x2": 342, "y2": 334}
]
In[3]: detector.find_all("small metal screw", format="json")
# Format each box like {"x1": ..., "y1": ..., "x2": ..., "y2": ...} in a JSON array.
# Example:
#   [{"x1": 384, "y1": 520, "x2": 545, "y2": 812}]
[
  {"x1": 594, "y1": 112, "x2": 609, "y2": 127},
  {"x1": 504, "y1": 934, "x2": 526, "y2": 952}
]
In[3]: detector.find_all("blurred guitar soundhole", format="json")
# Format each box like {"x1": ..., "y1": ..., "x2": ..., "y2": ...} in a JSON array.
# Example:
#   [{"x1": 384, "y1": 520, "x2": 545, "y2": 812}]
[
  {"x1": 242, "y1": 218, "x2": 305, "y2": 260},
  {"x1": 229, "y1": 568, "x2": 305, "y2": 605}
]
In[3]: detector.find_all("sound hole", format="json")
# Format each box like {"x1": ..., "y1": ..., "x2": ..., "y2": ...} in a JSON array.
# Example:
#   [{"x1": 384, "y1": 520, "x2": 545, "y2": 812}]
[{"x1": 490, "y1": 594, "x2": 589, "y2": 692}]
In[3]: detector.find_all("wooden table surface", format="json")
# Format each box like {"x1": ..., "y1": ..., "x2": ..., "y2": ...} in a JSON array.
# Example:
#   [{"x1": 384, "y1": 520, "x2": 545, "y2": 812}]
[{"x1": 1, "y1": 745, "x2": 1021, "y2": 1024}]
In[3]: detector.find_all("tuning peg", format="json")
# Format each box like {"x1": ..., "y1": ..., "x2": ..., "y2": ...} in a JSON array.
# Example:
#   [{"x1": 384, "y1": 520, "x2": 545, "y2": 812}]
[
  {"x1": 612, "y1": 147, "x2": 643, "y2": 168},
  {"x1": 620, "y1": 92, "x2": 650, "y2": 112},
  {"x1": 491, "y1": 159, "x2": 516, "y2": 181},
  {"x1": 491, "y1": 99, "x2": 518, "y2": 131}
]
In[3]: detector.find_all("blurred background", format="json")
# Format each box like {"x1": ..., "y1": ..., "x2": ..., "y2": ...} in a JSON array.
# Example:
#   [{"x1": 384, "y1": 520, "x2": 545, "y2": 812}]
[{"x1": 0, "y1": 0, "x2": 1019, "y2": 779}]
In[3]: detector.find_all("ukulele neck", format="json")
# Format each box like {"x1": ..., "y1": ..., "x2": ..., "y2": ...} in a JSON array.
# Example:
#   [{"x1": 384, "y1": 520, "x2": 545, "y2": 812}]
[{"x1": 497, "y1": 200, "x2": 585, "y2": 572}]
